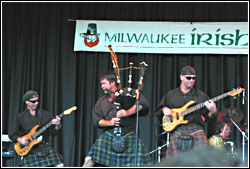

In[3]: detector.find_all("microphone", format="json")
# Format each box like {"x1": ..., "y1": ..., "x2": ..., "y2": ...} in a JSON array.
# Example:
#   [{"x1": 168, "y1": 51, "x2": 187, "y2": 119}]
[
  {"x1": 242, "y1": 89, "x2": 245, "y2": 105},
  {"x1": 225, "y1": 141, "x2": 234, "y2": 147}
]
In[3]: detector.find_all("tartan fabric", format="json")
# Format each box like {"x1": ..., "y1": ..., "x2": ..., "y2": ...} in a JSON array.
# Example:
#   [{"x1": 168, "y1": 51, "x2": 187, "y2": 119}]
[
  {"x1": 18, "y1": 149, "x2": 63, "y2": 167},
  {"x1": 165, "y1": 123, "x2": 209, "y2": 159},
  {"x1": 87, "y1": 131, "x2": 152, "y2": 167}
]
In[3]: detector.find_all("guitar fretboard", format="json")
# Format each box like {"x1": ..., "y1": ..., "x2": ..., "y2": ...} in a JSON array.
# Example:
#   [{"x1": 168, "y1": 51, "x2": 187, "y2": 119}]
[
  {"x1": 182, "y1": 92, "x2": 230, "y2": 116},
  {"x1": 32, "y1": 112, "x2": 65, "y2": 139}
]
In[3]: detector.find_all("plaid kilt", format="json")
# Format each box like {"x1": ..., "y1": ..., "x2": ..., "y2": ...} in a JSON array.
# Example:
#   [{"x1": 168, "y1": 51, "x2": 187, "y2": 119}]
[
  {"x1": 17, "y1": 149, "x2": 63, "y2": 167},
  {"x1": 165, "y1": 123, "x2": 209, "y2": 159},
  {"x1": 87, "y1": 131, "x2": 152, "y2": 167}
]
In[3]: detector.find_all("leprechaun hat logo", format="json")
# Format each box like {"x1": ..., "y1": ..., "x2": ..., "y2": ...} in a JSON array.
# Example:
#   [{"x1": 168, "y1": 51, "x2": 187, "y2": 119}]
[{"x1": 80, "y1": 23, "x2": 100, "y2": 47}]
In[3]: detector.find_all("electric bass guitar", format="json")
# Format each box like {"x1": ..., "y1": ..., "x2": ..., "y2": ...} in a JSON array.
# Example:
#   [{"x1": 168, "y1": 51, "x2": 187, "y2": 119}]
[
  {"x1": 14, "y1": 106, "x2": 77, "y2": 156},
  {"x1": 162, "y1": 88, "x2": 244, "y2": 132}
]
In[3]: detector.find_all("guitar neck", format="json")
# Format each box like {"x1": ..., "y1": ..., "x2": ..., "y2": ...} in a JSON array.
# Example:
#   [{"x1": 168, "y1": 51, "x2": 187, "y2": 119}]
[
  {"x1": 182, "y1": 92, "x2": 230, "y2": 116},
  {"x1": 32, "y1": 112, "x2": 65, "y2": 138}
]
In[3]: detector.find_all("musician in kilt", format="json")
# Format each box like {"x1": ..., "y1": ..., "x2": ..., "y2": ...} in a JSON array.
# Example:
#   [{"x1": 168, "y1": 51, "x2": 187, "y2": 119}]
[
  {"x1": 158, "y1": 66, "x2": 217, "y2": 159},
  {"x1": 8, "y1": 90, "x2": 64, "y2": 167},
  {"x1": 82, "y1": 72, "x2": 152, "y2": 167}
]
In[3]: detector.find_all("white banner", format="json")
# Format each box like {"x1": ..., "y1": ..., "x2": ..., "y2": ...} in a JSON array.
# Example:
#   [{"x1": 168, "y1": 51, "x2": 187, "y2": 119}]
[{"x1": 74, "y1": 20, "x2": 248, "y2": 54}]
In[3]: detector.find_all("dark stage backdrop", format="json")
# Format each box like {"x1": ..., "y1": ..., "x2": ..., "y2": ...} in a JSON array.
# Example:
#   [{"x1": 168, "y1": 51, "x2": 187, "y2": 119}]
[{"x1": 2, "y1": 2, "x2": 248, "y2": 167}]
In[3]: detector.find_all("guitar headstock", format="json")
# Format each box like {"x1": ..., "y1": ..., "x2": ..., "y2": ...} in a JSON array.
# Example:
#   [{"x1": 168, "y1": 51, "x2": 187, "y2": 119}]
[
  {"x1": 63, "y1": 106, "x2": 77, "y2": 115},
  {"x1": 229, "y1": 88, "x2": 244, "y2": 96}
]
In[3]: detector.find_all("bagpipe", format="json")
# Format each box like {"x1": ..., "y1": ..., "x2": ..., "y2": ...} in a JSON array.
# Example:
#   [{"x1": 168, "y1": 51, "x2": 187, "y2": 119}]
[
  {"x1": 107, "y1": 45, "x2": 148, "y2": 154},
  {"x1": 107, "y1": 44, "x2": 147, "y2": 111}
]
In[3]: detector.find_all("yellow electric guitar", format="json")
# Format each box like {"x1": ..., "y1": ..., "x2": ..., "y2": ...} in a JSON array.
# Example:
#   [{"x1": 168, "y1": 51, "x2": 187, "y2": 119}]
[
  {"x1": 14, "y1": 106, "x2": 77, "y2": 156},
  {"x1": 162, "y1": 88, "x2": 244, "y2": 132}
]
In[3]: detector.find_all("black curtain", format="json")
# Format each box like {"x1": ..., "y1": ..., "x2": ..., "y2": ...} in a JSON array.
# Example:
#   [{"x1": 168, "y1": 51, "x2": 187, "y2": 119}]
[{"x1": 2, "y1": 2, "x2": 248, "y2": 167}]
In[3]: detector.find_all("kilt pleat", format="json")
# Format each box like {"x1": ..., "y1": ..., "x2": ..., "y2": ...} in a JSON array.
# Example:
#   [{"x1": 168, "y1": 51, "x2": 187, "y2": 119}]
[
  {"x1": 165, "y1": 124, "x2": 209, "y2": 159},
  {"x1": 18, "y1": 149, "x2": 63, "y2": 167},
  {"x1": 88, "y1": 131, "x2": 152, "y2": 167}
]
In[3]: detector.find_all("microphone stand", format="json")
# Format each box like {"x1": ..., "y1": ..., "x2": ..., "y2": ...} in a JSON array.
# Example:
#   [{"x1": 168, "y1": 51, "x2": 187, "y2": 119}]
[
  {"x1": 134, "y1": 62, "x2": 147, "y2": 167},
  {"x1": 148, "y1": 132, "x2": 170, "y2": 164},
  {"x1": 148, "y1": 142, "x2": 169, "y2": 163},
  {"x1": 134, "y1": 92, "x2": 140, "y2": 167},
  {"x1": 230, "y1": 118, "x2": 248, "y2": 164}
]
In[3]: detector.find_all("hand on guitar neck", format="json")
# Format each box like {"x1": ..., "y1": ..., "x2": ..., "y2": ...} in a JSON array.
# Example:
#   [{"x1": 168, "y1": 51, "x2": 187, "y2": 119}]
[
  {"x1": 204, "y1": 100, "x2": 217, "y2": 117},
  {"x1": 51, "y1": 115, "x2": 62, "y2": 130}
]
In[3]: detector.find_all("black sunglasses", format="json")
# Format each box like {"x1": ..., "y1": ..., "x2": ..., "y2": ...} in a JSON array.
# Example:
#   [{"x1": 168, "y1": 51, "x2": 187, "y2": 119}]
[
  {"x1": 29, "y1": 99, "x2": 39, "y2": 103},
  {"x1": 185, "y1": 76, "x2": 196, "y2": 80}
]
